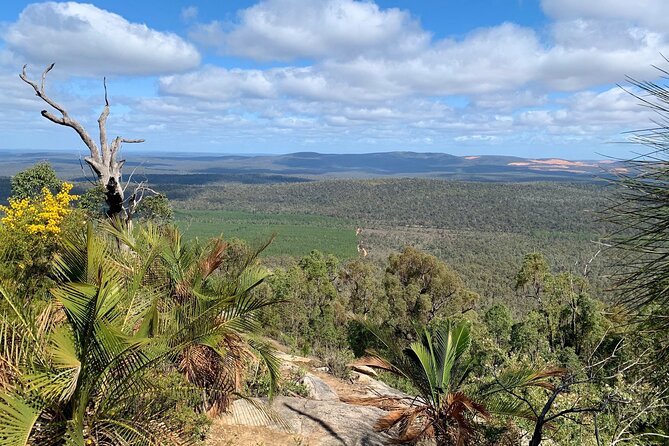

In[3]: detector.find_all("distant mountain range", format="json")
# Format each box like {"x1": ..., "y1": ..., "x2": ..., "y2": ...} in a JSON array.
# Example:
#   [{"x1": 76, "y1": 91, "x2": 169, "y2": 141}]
[{"x1": 0, "y1": 150, "x2": 623, "y2": 183}]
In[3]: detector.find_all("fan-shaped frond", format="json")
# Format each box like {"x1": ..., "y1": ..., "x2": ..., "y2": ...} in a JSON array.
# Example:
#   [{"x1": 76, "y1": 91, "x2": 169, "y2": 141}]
[{"x1": 0, "y1": 393, "x2": 42, "y2": 446}]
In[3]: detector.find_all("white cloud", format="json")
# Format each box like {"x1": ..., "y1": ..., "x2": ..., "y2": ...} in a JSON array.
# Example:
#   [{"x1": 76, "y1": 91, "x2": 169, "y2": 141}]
[
  {"x1": 4, "y1": 2, "x2": 200, "y2": 77},
  {"x1": 181, "y1": 6, "x2": 198, "y2": 22},
  {"x1": 160, "y1": 66, "x2": 276, "y2": 100},
  {"x1": 542, "y1": 0, "x2": 669, "y2": 31},
  {"x1": 191, "y1": 0, "x2": 429, "y2": 61},
  {"x1": 454, "y1": 134, "x2": 498, "y2": 142},
  {"x1": 162, "y1": 22, "x2": 545, "y2": 107},
  {"x1": 185, "y1": 0, "x2": 669, "y2": 99},
  {"x1": 320, "y1": 23, "x2": 542, "y2": 97}
]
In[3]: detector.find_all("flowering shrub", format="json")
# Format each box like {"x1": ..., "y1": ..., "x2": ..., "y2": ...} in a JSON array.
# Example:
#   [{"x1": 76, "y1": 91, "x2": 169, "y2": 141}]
[
  {"x1": 0, "y1": 182, "x2": 78, "y2": 237},
  {"x1": 0, "y1": 182, "x2": 80, "y2": 295}
]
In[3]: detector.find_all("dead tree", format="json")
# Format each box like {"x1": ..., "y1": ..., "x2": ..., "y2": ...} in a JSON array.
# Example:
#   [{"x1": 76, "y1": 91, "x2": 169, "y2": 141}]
[{"x1": 20, "y1": 63, "x2": 145, "y2": 220}]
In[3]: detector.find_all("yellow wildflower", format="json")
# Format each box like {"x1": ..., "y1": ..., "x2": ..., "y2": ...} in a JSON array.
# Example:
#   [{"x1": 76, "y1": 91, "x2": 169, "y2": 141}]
[{"x1": 0, "y1": 183, "x2": 78, "y2": 238}]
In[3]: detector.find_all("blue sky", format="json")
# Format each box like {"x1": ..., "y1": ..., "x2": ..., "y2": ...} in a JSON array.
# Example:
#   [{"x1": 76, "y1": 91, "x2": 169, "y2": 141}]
[{"x1": 0, "y1": 0, "x2": 667, "y2": 159}]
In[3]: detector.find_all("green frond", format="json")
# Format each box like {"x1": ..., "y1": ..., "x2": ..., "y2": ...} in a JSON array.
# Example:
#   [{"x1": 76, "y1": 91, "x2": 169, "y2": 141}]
[
  {"x1": 483, "y1": 394, "x2": 537, "y2": 420},
  {"x1": 409, "y1": 337, "x2": 438, "y2": 401},
  {"x1": 481, "y1": 366, "x2": 566, "y2": 399},
  {"x1": 32, "y1": 327, "x2": 81, "y2": 402},
  {"x1": 0, "y1": 393, "x2": 42, "y2": 446},
  {"x1": 248, "y1": 337, "x2": 281, "y2": 400}
]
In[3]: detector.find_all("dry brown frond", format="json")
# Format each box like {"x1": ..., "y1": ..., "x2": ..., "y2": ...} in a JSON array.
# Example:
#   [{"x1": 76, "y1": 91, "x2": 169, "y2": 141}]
[
  {"x1": 375, "y1": 408, "x2": 411, "y2": 431},
  {"x1": 178, "y1": 333, "x2": 255, "y2": 414},
  {"x1": 354, "y1": 355, "x2": 396, "y2": 373},
  {"x1": 447, "y1": 392, "x2": 490, "y2": 420},
  {"x1": 174, "y1": 280, "x2": 192, "y2": 303},
  {"x1": 200, "y1": 239, "x2": 227, "y2": 280},
  {"x1": 526, "y1": 367, "x2": 568, "y2": 391}
]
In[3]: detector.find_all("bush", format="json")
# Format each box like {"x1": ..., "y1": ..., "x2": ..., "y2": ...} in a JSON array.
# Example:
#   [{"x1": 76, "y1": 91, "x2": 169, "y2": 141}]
[
  {"x1": 246, "y1": 364, "x2": 309, "y2": 398},
  {"x1": 138, "y1": 370, "x2": 212, "y2": 443},
  {"x1": 319, "y1": 347, "x2": 354, "y2": 380}
]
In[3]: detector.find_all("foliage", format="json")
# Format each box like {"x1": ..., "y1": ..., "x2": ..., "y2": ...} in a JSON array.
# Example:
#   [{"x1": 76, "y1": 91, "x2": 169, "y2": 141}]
[
  {"x1": 384, "y1": 247, "x2": 478, "y2": 340},
  {"x1": 77, "y1": 184, "x2": 106, "y2": 217},
  {"x1": 106, "y1": 221, "x2": 281, "y2": 413},
  {"x1": 134, "y1": 193, "x2": 173, "y2": 224},
  {"x1": 0, "y1": 247, "x2": 186, "y2": 445},
  {"x1": 168, "y1": 178, "x2": 611, "y2": 310},
  {"x1": 339, "y1": 258, "x2": 388, "y2": 322},
  {"x1": 321, "y1": 347, "x2": 354, "y2": 380},
  {"x1": 357, "y1": 321, "x2": 561, "y2": 445},
  {"x1": 1, "y1": 182, "x2": 77, "y2": 237},
  {"x1": 9, "y1": 161, "x2": 62, "y2": 201},
  {"x1": 484, "y1": 304, "x2": 513, "y2": 347},
  {"x1": 246, "y1": 365, "x2": 309, "y2": 399},
  {"x1": 606, "y1": 73, "x2": 669, "y2": 334},
  {"x1": 260, "y1": 250, "x2": 347, "y2": 355},
  {"x1": 514, "y1": 253, "x2": 606, "y2": 356},
  {"x1": 0, "y1": 180, "x2": 81, "y2": 296},
  {"x1": 0, "y1": 218, "x2": 281, "y2": 445}
]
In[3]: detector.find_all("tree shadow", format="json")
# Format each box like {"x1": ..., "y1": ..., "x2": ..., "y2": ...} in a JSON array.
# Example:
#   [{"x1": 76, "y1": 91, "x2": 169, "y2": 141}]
[
  {"x1": 283, "y1": 402, "x2": 386, "y2": 446},
  {"x1": 284, "y1": 403, "x2": 348, "y2": 445}
]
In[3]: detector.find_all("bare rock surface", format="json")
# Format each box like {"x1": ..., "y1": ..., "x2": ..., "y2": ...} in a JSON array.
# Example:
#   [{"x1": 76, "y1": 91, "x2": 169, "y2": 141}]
[
  {"x1": 300, "y1": 373, "x2": 340, "y2": 401},
  {"x1": 351, "y1": 371, "x2": 409, "y2": 399},
  {"x1": 213, "y1": 396, "x2": 392, "y2": 446},
  {"x1": 207, "y1": 350, "x2": 403, "y2": 446}
]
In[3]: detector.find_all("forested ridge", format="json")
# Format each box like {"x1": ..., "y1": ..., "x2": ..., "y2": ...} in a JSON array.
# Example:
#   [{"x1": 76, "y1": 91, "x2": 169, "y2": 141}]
[{"x1": 171, "y1": 178, "x2": 608, "y2": 234}]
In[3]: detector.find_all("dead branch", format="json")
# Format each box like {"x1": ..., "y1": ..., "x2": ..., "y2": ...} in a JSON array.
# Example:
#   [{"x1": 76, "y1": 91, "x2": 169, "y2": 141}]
[
  {"x1": 21, "y1": 63, "x2": 101, "y2": 163},
  {"x1": 20, "y1": 64, "x2": 146, "y2": 219},
  {"x1": 127, "y1": 181, "x2": 159, "y2": 216}
]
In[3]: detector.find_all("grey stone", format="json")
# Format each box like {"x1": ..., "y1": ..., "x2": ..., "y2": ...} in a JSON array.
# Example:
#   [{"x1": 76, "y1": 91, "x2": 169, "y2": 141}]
[
  {"x1": 274, "y1": 397, "x2": 392, "y2": 446},
  {"x1": 300, "y1": 373, "x2": 339, "y2": 401}
]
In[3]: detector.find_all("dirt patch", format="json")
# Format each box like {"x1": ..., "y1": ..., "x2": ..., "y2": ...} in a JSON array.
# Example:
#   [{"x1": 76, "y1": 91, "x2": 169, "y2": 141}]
[{"x1": 206, "y1": 423, "x2": 318, "y2": 446}]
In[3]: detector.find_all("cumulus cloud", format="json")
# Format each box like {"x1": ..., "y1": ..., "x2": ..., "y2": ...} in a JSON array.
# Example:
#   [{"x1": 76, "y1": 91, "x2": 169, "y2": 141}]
[
  {"x1": 162, "y1": 22, "x2": 545, "y2": 108},
  {"x1": 542, "y1": 0, "x2": 669, "y2": 31},
  {"x1": 160, "y1": 67, "x2": 276, "y2": 100},
  {"x1": 182, "y1": 0, "x2": 669, "y2": 106},
  {"x1": 190, "y1": 0, "x2": 429, "y2": 61},
  {"x1": 4, "y1": 2, "x2": 200, "y2": 76},
  {"x1": 155, "y1": 0, "x2": 669, "y2": 156}
]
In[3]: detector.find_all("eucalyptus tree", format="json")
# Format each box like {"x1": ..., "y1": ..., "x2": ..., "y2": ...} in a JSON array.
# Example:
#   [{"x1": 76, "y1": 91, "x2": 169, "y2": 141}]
[
  {"x1": 384, "y1": 247, "x2": 478, "y2": 340},
  {"x1": 20, "y1": 64, "x2": 148, "y2": 220}
]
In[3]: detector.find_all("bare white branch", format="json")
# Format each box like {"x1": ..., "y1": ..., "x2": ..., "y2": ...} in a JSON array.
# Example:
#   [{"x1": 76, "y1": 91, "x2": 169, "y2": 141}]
[{"x1": 20, "y1": 64, "x2": 146, "y2": 221}]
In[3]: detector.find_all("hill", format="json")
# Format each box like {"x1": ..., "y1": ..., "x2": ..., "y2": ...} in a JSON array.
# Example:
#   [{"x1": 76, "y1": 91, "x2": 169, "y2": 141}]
[{"x1": 0, "y1": 150, "x2": 620, "y2": 185}]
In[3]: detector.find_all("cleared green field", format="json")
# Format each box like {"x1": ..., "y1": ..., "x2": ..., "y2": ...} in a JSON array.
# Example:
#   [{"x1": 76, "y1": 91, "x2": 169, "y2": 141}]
[{"x1": 173, "y1": 209, "x2": 358, "y2": 259}]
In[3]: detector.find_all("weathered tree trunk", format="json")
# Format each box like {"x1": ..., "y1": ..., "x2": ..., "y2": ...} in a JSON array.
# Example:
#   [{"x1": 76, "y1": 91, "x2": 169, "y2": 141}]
[{"x1": 19, "y1": 64, "x2": 144, "y2": 220}]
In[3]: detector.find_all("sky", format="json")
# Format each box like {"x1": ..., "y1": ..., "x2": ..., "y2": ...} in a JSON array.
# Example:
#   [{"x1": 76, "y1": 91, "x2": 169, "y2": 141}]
[{"x1": 0, "y1": 1, "x2": 668, "y2": 159}]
